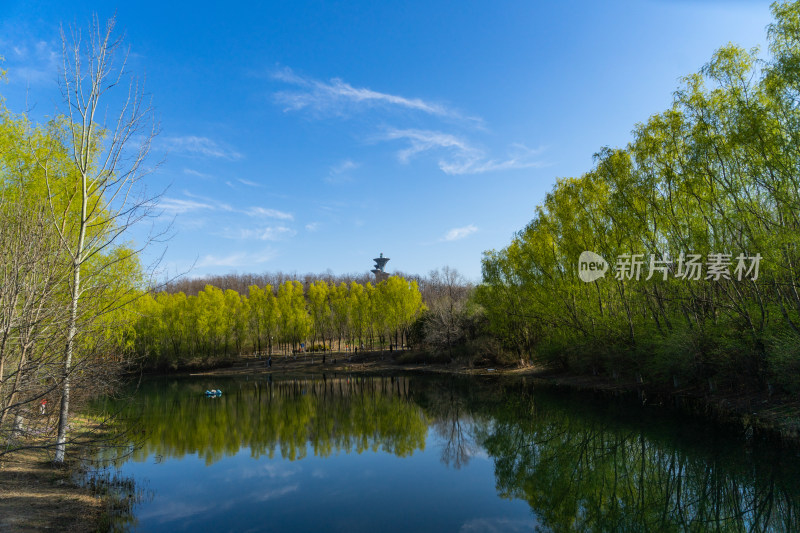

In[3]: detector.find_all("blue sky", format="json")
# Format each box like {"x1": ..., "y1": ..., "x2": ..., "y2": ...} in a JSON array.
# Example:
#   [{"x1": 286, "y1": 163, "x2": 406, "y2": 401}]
[{"x1": 1, "y1": 1, "x2": 775, "y2": 281}]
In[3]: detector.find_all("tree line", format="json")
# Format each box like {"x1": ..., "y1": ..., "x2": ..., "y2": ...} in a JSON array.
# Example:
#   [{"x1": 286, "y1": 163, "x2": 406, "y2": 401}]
[
  {"x1": 132, "y1": 276, "x2": 425, "y2": 366},
  {"x1": 476, "y1": 2, "x2": 800, "y2": 393}
]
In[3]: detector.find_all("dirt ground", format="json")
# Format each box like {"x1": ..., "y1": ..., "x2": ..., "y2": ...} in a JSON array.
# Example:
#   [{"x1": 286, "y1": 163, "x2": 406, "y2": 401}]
[
  {"x1": 188, "y1": 349, "x2": 537, "y2": 377},
  {"x1": 0, "y1": 447, "x2": 103, "y2": 532}
]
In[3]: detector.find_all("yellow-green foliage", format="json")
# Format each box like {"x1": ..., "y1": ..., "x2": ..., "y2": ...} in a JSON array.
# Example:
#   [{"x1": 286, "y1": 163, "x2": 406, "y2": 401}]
[
  {"x1": 477, "y1": 2, "x2": 800, "y2": 391},
  {"x1": 131, "y1": 276, "x2": 425, "y2": 364},
  {"x1": 0, "y1": 82, "x2": 146, "y2": 439}
]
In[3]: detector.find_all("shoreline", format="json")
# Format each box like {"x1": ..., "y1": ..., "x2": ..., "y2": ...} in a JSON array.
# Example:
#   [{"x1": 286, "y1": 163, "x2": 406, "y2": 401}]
[
  {"x1": 180, "y1": 351, "x2": 800, "y2": 445},
  {"x1": 0, "y1": 419, "x2": 112, "y2": 532}
]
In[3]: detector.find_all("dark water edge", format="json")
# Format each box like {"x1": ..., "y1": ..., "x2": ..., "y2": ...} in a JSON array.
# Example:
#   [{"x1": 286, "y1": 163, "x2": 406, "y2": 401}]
[
  {"x1": 128, "y1": 345, "x2": 800, "y2": 448},
  {"x1": 522, "y1": 368, "x2": 800, "y2": 447},
  {"x1": 90, "y1": 373, "x2": 800, "y2": 532}
]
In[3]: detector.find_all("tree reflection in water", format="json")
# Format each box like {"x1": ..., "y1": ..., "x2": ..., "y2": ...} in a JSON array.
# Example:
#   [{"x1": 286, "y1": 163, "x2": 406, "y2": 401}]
[
  {"x1": 97, "y1": 375, "x2": 799, "y2": 531},
  {"x1": 100, "y1": 375, "x2": 427, "y2": 466},
  {"x1": 473, "y1": 382, "x2": 800, "y2": 532}
]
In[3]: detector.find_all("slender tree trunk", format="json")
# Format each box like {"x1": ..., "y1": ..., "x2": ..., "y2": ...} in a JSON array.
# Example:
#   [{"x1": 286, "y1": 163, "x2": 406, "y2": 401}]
[
  {"x1": 55, "y1": 253, "x2": 83, "y2": 463},
  {"x1": 54, "y1": 141, "x2": 88, "y2": 463}
]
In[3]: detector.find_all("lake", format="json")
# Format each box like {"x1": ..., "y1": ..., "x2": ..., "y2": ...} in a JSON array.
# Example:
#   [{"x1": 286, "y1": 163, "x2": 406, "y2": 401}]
[{"x1": 91, "y1": 373, "x2": 800, "y2": 532}]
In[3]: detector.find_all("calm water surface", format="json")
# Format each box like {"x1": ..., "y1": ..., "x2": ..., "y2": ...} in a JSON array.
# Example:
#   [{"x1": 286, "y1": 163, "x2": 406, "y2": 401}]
[{"x1": 94, "y1": 374, "x2": 800, "y2": 532}]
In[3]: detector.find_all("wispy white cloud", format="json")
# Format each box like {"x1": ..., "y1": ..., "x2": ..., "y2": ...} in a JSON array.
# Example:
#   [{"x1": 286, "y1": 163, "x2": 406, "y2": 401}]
[
  {"x1": 183, "y1": 168, "x2": 213, "y2": 179},
  {"x1": 273, "y1": 67, "x2": 470, "y2": 120},
  {"x1": 246, "y1": 207, "x2": 294, "y2": 220},
  {"x1": 196, "y1": 249, "x2": 276, "y2": 268},
  {"x1": 162, "y1": 189, "x2": 299, "y2": 246},
  {"x1": 164, "y1": 136, "x2": 243, "y2": 160},
  {"x1": 387, "y1": 129, "x2": 475, "y2": 164},
  {"x1": 2, "y1": 39, "x2": 59, "y2": 86},
  {"x1": 161, "y1": 193, "x2": 298, "y2": 246},
  {"x1": 237, "y1": 178, "x2": 262, "y2": 187},
  {"x1": 217, "y1": 223, "x2": 296, "y2": 241},
  {"x1": 325, "y1": 159, "x2": 359, "y2": 184},
  {"x1": 272, "y1": 68, "x2": 544, "y2": 175},
  {"x1": 305, "y1": 222, "x2": 320, "y2": 232},
  {"x1": 159, "y1": 197, "x2": 215, "y2": 214},
  {"x1": 164, "y1": 192, "x2": 289, "y2": 221},
  {"x1": 179, "y1": 190, "x2": 234, "y2": 211},
  {"x1": 331, "y1": 159, "x2": 359, "y2": 174},
  {"x1": 232, "y1": 226, "x2": 296, "y2": 241},
  {"x1": 443, "y1": 224, "x2": 478, "y2": 241},
  {"x1": 183, "y1": 170, "x2": 262, "y2": 190},
  {"x1": 385, "y1": 129, "x2": 547, "y2": 175}
]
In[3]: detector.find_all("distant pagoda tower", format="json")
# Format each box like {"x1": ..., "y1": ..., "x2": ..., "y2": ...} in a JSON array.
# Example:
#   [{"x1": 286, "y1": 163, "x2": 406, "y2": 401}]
[{"x1": 371, "y1": 253, "x2": 390, "y2": 282}]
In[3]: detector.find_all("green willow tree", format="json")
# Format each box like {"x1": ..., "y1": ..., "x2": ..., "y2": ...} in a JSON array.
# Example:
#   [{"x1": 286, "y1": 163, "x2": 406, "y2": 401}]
[
  {"x1": 477, "y1": 1, "x2": 800, "y2": 392},
  {"x1": 308, "y1": 280, "x2": 332, "y2": 354},
  {"x1": 130, "y1": 276, "x2": 425, "y2": 365}
]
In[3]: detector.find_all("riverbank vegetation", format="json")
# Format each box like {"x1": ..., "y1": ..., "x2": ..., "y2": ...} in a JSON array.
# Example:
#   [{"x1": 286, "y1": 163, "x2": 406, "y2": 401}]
[
  {"x1": 0, "y1": 16, "x2": 156, "y2": 466},
  {"x1": 131, "y1": 276, "x2": 425, "y2": 368},
  {"x1": 476, "y1": 2, "x2": 800, "y2": 396},
  {"x1": 0, "y1": 412, "x2": 141, "y2": 532}
]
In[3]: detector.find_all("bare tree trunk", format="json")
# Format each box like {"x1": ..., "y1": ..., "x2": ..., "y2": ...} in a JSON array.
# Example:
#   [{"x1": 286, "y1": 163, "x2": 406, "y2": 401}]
[{"x1": 54, "y1": 140, "x2": 88, "y2": 461}]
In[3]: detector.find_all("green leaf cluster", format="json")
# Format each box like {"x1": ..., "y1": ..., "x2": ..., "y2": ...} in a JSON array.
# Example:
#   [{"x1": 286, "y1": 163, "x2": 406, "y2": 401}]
[
  {"x1": 131, "y1": 276, "x2": 425, "y2": 365},
  {"x1": 477, "y1": 2, "x2": 800, "y2": 391}
]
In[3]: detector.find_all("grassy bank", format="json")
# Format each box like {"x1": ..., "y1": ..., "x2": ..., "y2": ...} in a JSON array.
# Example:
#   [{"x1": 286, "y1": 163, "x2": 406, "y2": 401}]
[{"x1": 0, "y1": 417, "x2": 131, "y2": 532}]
